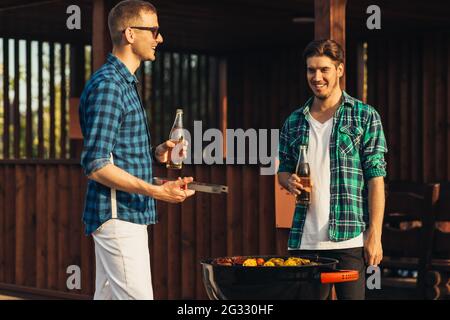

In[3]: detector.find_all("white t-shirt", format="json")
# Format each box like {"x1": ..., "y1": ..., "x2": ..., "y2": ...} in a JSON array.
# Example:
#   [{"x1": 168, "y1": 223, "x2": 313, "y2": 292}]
[{"x1": 298, "y1": 114, "x2": 363, "y2": 250}]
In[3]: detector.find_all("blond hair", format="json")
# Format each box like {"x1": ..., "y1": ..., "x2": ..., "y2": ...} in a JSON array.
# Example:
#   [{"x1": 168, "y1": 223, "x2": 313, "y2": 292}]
[{"x1": 108, "y1": 0, "x2": 157, "y2": 46}]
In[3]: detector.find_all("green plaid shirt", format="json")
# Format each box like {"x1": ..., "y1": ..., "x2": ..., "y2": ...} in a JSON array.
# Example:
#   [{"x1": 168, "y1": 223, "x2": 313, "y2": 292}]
[{"x1": 278, "y1": 91, "x2": 387, "y2": 249}]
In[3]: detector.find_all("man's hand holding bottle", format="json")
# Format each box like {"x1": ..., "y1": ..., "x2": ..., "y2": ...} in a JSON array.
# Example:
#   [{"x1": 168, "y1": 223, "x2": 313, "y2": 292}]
[
  {"x1": 152, "y1": 141, "x2": 194, "y2": 203},
  {"x1": 154, "y1": 139, "x2": 188, "y2": 164},
  {"x1": 152, "y1": 109, "x2": 195, "y2": 203},
  {"x1": 287, "y1": 174, "x2": 305, "y2": 196},
  {"x1": 286, "y1": 173, "x2": 312, "y2": 205}
]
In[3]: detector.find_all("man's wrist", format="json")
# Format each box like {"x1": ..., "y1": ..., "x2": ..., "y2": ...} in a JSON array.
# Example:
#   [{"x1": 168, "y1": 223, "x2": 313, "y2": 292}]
[
  {"x1": 146, "y1": 183, "x2": 161, "y2": 199},
  {"x1": 367, "y1": 225, "x2": 382, "y2": 237}
]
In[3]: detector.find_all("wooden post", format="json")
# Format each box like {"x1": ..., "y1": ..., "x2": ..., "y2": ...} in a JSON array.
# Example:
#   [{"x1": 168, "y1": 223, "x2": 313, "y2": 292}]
[
  {"x1": 356, "y1": 42, "x2": 366, "y2": 102},
  {"x1": 68, "y1": 0, "x2": 113, "y2": 160},
  {"x1": 219, "y1": 59, "x2": 228, "y2": 157},
  {"x1": 314, "y1": 0, "x2": 347, "y2": 299},
  {"x1": 92, "y1": 0, "x2": 113, "y2": 72},
  {"x1": 314, "y1": 0, "x2": 347, "y2": 89},
  {"x1": 69, "y1": 45, "x2": 85, "y2": 160},
  {"x1": 3, "y1": 39, "x2": 10, "y2": 159}
]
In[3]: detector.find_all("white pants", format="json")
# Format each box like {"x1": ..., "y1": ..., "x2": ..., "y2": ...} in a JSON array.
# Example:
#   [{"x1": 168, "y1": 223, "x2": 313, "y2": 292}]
[{"x1": 92, "y1": 219, "x2": 154, "y2": 300}]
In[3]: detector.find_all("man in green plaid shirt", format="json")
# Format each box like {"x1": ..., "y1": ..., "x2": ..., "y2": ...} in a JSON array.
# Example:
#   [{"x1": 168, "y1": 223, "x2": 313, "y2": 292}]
[{"x1": 278, "y1": 39, "x2": 387, "y2": 300}]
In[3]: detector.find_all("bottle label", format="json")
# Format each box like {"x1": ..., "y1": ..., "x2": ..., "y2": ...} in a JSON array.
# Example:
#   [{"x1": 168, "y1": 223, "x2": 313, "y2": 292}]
[{"x1": 299, "y1": 177, "x2": 312, "y2": 193}]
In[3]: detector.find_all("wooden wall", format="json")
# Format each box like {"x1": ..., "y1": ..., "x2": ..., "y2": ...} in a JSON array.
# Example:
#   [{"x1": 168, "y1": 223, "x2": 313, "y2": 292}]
[
  {"x1": 227, "y1": 46, "x2": 312, "y2": 130},
  {"x1": 0, "y1": 39, "x2": 221, "y2": 161},
  {"x1": 0, "y1": 161, "x2": 93, "y2": 297},
  {"x1": 0, "y1": 162, "x2": 285, "y2": 299},
  {"x1": 137, "y1": 52, "x2": 222, "y2": 146},
  {"x1": 1, "y1": 33, "x2": 449, "y2": 300},
  {"x1": 227, "y1": 35, "x2": 450, "y2": 183},
  {"x1": 225, "y1": 38, "x2": 364, "y2": 131},
  {"x1": 366, "y1": 33, "x2": 450, "y2": 183},
  {"x1": 0, "y1": 38, "x2": 79, "y2": 160}
]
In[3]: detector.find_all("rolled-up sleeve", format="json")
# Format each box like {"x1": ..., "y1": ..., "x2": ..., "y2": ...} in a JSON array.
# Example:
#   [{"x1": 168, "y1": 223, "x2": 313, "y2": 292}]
[
  {"x1": 80, "y1": 80, "x2": 123, "y2": 176},
  {"x1": 361, "y1": 108, "x2": 388, "y2": 180},
  {"x1": 278, "y1": 119, "x2": 296, "y2": 173}
]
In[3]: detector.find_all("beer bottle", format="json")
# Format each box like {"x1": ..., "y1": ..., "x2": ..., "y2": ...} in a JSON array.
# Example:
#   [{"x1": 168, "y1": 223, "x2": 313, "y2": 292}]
[
  {"x1": 166, "y1": 109, "x2": 184, "y2": 170},
  {"x1": 295, "y1": 145, "x2": 311, "y2": 205}
]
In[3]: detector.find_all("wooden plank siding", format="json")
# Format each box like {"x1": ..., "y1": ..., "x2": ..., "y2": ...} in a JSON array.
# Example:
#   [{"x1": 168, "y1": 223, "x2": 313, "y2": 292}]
[
  {"x1": 194, "y1": 165, "x2": 211, "y2": 300},
  {"x1": 25, "y1": 41, "x2": 32, "y2": 158},
  {"x1": 0, "y1": 163, "x2": 90, "y2": 296},
  {"x1": 38, "y1": 42, "x2": 44, "y2": 159},
  {"x1": 447, "y1": 34, "x2": 450, "y2": 180},
  {"x1": 0, "y1": 38, "x2": 88, "y2": 161},
  {"x1": 0, "y1": 39, "x2": 220, "y2": 161},
  {"x1": 35, "y1": 165, "x2": 47, "y2": 289},
  {"x1": 3, "y1": 39, "x2": 10, "y2": 159},
  {"x1": 0, "y1": 164, "x2": 4, "y2": 283},
  {"x1": 4, "y1": 165, "x2": 16, "y2": 284},
  {"x1": 227, "y1": 47, "x2": 311, "y2": 131},
  {"x1": 13, "y1": 39, "x2": 20, "y2": 158},
  {"x1": 49, "y1": 42, "x2": 56, "y2": 159},
  {"x1": 366, "y1": 33, "x2": 450, "y2": 182},
  {"x1": 0, "y1": 163, "x2": 282, "y2": 299},
  {"x1": 60, "y1": 45, "x2": 68, "y2": 159}
]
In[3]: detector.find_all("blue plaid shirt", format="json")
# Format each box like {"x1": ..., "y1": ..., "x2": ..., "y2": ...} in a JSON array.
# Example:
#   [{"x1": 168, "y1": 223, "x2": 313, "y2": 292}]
[{"x1": 79, "y1": 53, "x2": 157, "y2": 235}]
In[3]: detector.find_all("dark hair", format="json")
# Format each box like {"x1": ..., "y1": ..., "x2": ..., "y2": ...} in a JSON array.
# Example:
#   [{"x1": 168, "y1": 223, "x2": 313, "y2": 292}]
[
  {"x1": 108, "y1": 0, "x2": 157, "y2": 46},
  {"x1": 303, "y1": 39, "x2": 345, "y2": 66}
]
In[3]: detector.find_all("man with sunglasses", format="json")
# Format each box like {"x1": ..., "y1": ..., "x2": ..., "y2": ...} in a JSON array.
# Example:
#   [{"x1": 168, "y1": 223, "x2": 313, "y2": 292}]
[{"x1": 79, "y1": 0, "x2": 195, "y2": 300}]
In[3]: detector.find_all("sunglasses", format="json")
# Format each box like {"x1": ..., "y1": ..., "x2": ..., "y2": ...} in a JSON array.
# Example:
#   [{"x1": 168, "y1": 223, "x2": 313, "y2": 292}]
[{"x1": 124, "y1": 26, "x2": 160, "y2": 39}]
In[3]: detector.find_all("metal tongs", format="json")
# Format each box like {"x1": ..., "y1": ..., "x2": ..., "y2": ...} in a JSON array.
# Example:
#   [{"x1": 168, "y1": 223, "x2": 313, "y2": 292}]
[{"x1": 152, "y1": 177, "x2": 228, "y2": 194}]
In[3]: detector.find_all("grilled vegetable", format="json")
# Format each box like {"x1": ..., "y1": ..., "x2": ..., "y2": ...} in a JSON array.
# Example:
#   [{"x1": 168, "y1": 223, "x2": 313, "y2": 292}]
[
  {"x1": 213, "y1": 256, "x2": 318, "y2": 267},
  {"x1": 213, "y1": 258, "x2": 233, "y2": 266},
  {"x1": 268, "y1": 258, "x2": 285, "y2": 266},
  {"x1": 231, "y1": 256, "x2": 247, "y2": 265},
  {"x1": 243, "y1": 259, "x2": 257, "y2": 267},
  {"x1": 283, "y1": 259, "x2": 298, "y2": 266}
]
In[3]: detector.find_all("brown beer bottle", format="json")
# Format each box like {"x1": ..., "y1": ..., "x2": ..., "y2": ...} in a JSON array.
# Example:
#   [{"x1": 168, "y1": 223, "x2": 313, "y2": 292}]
[
  {"x1": 295, "y1": 145, "x2": 311, "y2": 205},
  {"x1": 166, "y1": 109, "x2": 184, "y2": 170}
]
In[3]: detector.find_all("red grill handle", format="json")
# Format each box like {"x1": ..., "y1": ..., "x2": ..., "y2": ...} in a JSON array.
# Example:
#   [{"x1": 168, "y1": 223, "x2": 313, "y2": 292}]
[{"x1": 320, "y1": 270, "x2": 359, "y2": 284}]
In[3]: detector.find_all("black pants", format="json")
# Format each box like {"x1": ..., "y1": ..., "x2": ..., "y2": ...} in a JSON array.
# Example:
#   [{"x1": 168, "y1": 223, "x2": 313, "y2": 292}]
[{"x1": 290, "y1": 247, "x2": 366, "y2": 300}]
